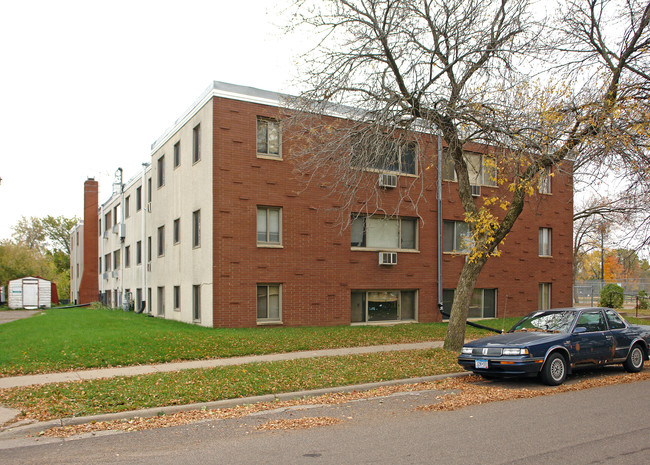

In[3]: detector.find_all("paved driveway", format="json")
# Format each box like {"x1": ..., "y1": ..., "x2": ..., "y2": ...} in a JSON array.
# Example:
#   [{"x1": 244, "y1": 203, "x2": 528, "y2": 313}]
[{"x1": 0, "y1": 310, "x2": 41, "y2": 325}]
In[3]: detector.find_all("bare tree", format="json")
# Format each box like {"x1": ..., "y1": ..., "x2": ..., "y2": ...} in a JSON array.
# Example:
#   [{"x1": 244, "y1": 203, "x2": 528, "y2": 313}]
[{"x1": 285, "y1": 0, "x2": 650, "y2": 350}]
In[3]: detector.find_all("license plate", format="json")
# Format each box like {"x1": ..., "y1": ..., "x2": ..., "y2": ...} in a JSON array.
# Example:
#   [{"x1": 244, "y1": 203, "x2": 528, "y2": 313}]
[{"x1": 475, "y1": 359, "x2": 489, "y2": 369}]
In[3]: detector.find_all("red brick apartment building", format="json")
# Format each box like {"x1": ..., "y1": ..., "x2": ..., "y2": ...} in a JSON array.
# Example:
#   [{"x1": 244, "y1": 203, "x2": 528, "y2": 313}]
[{"x1": 70, "y1": 82, "x2": 573, "y2": 328}]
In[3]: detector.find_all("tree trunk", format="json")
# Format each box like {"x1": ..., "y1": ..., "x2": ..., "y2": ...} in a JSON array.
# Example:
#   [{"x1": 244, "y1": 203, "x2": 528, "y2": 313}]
[{"x1": 443, "y1": 257, "x2": 488, "y2": 351}]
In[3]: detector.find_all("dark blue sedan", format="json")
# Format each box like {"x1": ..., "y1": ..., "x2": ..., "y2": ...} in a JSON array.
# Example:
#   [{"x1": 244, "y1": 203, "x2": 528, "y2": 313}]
[{"x1": 457, "y1": 307, "x2": 650, "y2": 385}]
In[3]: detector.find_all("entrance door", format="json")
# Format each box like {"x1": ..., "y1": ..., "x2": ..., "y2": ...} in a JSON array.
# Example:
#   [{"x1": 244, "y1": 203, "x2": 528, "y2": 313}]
[{"x1": 22, "y1": 279, "x2": 39, "y2": 309}]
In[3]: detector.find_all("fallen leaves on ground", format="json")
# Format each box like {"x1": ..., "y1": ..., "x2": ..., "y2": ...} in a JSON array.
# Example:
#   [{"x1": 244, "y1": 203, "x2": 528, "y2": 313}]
[
  {"x1": 255, "y1": 417, "x2": 341, "y2": 431},
  {"x1": 418, "y1": 370, "x2": 650, "y2": 412},
  {"x1": 39, "y1": 370, "x2": 650, "y2": 439}
]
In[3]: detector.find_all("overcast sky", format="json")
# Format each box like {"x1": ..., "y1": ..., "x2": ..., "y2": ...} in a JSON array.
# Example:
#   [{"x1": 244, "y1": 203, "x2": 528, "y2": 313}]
[{"x1": 0, "y1": 0, "x2": 303, "y2": 240}]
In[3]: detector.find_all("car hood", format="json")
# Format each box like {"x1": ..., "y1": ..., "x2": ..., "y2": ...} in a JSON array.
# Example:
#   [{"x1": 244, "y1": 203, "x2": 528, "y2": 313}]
[{"x1": 465, "y1": 332, "x2": 567, "y2": 347}]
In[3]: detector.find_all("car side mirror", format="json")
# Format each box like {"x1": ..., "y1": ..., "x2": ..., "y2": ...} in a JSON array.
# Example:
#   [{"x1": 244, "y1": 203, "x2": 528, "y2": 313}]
[{"x1": 573, "y1": 326, "x2": 587, "y2": 334}]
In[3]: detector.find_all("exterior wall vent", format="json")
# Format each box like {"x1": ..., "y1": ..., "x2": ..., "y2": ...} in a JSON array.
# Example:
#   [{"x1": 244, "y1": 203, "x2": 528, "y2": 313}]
[
  {"x1": 378, "y1": 173, "x2": 398, "y2": 188},
  {"x1": 378, "y1": 251, "x2": 397, "y2": 265}
]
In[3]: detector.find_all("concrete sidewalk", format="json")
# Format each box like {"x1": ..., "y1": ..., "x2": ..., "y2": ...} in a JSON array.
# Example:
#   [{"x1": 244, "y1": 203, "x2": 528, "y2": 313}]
[{"x1": 0, "y1": 341, "x2": 445, "y2": 429}]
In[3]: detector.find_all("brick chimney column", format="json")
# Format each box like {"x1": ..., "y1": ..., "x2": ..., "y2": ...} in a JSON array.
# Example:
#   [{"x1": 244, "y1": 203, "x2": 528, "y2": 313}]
[{"x1": 79, "y1": 179, "x2": 99, "y2": 304}]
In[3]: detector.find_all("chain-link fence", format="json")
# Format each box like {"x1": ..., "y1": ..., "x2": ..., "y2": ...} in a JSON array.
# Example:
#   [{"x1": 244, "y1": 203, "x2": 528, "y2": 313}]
[{"x1": 574, "y1": 280, "x2": 650, "y2": 313}]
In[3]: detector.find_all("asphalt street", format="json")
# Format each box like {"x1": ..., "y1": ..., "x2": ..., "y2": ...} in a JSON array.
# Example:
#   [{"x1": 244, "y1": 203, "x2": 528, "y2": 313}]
[{"x1": 2, "y1": 376, "x2": 648, "y2": 465}]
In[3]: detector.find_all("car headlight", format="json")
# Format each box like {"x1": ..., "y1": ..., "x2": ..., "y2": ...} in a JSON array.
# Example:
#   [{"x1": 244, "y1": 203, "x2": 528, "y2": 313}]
[
  {"x1": 502, "y1": 348, "x2": 529, "y2": 356},
  {"x1": 461, "y1": 347, "x2": 473, "y2": 354}
]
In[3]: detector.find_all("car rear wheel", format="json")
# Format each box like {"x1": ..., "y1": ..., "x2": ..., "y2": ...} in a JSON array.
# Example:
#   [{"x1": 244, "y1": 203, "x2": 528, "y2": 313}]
[
  {"x1": 623, "y1": 344, "x2": 645, "y2": 373},
  {"x1": 540, "y1": 352, "x2": 567, "y2": 386}
]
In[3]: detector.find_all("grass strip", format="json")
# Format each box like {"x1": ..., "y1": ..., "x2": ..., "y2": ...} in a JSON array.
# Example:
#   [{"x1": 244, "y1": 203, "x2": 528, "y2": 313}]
[
  {"x1": 0, "y1": 348, "x2": 460, "y2": 421},
  {"x1": 0, "y1": 306, "x2": 504, "y2": 377}
]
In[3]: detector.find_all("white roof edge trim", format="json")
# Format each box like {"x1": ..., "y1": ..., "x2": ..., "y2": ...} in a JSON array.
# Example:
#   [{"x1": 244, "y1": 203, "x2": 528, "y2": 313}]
[{"x1": 150, "y1": 81, "x2": 287, "y2": 154}]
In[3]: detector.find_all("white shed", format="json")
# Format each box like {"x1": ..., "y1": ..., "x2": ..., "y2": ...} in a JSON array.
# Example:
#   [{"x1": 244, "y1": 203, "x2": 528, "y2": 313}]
[{"x1": 7, "y1": 276, "x2": 52, "y2": 310}]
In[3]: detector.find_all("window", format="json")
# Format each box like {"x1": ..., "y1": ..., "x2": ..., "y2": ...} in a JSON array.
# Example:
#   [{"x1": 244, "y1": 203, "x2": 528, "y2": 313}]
[
  {"x1": 350, "y1": 215, "x2": 417, "y2": 250},
  {"x1": 351, "y1": 139, "x2": 417, "y2": 175},
  {"x1": 157, "y1": 287, "x2": 165, "y2": 316},
  {"x1": 76, "y1": 231, "x2": 79, "y2": 246},
  {"x1": 113, "y1": 250, "x2": 120, "y2": 269},
  {"x1": 136, "y1": 240, "x2": 142, "y2": 265},
  {"x1": 98, "y1": 257, "x2": 102, "y2": 273},
  {"x1": 576, "y1": 310, "x2": 607, "y2": 332},
  {"x1": 539, "y1": 283, "x2": 552, "y2": 310},
  {"x1": 157, "y1": 155, "x2": 165, "y2": 188},
  {"x1": 173, "y1": 218, "x2": 180, "y2": 244},
  {"x1": 351, "y1": 290, "x2": 417, "y2": 323},
  {"x1": 442, "y1": 152, "x2": 497, "y2": 187},
  {"x1": 173, "y1": 286, "x2": 180, "y2": 311},
  {"x1": 539, "y1": 167, "x2": 552, "y2": 194},
  {"x1": 256, "y1": 117, "x2": 281, "y2": 158},
  {"x1": 442, "y1": 288, "x2": 496, "y2": 319},
  {"x1": 147, "y1": 178, "x2": 152, "y2": 203},
  {"x1": 125, "y1": 245, "x2": 131, "y2": 268},
  {"x1": 257, "y1": 284, "x2": 281, "y2": 322},
  {"x1": 192, "y1": 210, "x2": 201, "y2": 248},
  {"x1": 443, "y1": 220, "x2": 472, "y2": 253},
  {"x1": 157, "y1": 226, "x2": 165, "y2": 257},
  {"x1": 136, "y1": 186, "x2": 142, "y2": 211},
  {"x1": 98, "y1": 219, "x2": 101, "y2": 236},
  {"x1": 104, "y1": 253, "x2": 111, "y2": 271},
  {"x1": 104, "y1": 212, "x2": 111, "y2": 232},
  {"x1": 605, "y1": 309, "x2": 626, "y2": 329},
  {"x1": 125, "y1": 196, "x2": 130, "y2": 218},
  {"x1": 193, "y1": 124, "x2": 201, "y2": 163},
  {"x1": 147, "y1": 236, "x2": 152, "y2": 262},
  {"x1": 174, "y1": 141, "x2": 181, "y2": 168},
  {"x1": 193, "y1": 285, "x2": 201, "y2": 321},
  {"x1": 539, "y1": 228, "x2": 552, "y2": 256},
  {"x1": 257, "y1": 206, "x2": 281, "y2": 245}
]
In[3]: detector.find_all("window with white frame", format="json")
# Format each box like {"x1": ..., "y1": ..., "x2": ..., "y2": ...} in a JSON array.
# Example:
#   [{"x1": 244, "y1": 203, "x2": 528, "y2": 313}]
[
  {"x1": 136, "y1": 240, "x2": 142, "y2": 265},
  {"x1": 442, "y1": 288, "x2": 497, "y2": 319},
  {"x1": 125, "y1": 245, "x2": 130, "y2": 268},
  {"x1": 113, "y1": 250, "x2": 120, "y2": 269},
  {"x1": 443, "y1": 220, "x2": 473, "y2": 253},
  {"x1": 539, "y1": 227, "x2": 552, "y2": 256},
  {"x1": 351, "y1": 139, "x2": 418, "y2": 176},
  {"x1": 442, "y1": 152, "x2": 497, "y2": 187},
  {"x1": 351, "y1": 290, "x2": 417, "y2": 323},
  {"x1": 257, "y1": 284, "x2": 281, "y2": 322},
  {"x1": 538, "y1": 167, "x2": 551, "y2": 194},
  {"x1": 350, "y1": 215, "x2": 417, "y2": 250},
  {"x1": 257, "y1": 206, "x2": 281, "y2": 245},
  {"x1": 136, "y1": 186, "x2": 142, "y2": 211},
  {"x1": 125, "y1": 196, "x2": 130, "y2": 218},
  {"x1": 256, "y1": 117, "x2": 281, "y2": 158},
  {"x1": 539, "y1": 283, "x2": 552, "y2": 310}
]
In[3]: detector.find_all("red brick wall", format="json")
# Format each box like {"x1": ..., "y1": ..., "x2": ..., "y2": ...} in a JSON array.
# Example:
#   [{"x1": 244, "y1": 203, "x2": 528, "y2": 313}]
[
  {"x1": 79, "y1": 179, "x2": 99, "y2": 304},
  {"x1": 210, "y1": 97, "x2": 573, "y2": 327}
]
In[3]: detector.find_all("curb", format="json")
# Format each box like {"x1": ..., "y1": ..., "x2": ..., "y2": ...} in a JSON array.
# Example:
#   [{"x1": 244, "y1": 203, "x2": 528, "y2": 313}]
[{"x1": 0, "y1": 371, "x2": 470, "y2": 439}]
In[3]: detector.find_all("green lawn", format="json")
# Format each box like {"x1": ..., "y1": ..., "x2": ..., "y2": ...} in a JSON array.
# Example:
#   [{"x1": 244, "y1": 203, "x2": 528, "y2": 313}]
[
  {"x1": 0, "y1": 306, "x2": 499, "y2": 377},
  {"x1": 0, "y1": 348, "x2": 461, "y2": 421}
]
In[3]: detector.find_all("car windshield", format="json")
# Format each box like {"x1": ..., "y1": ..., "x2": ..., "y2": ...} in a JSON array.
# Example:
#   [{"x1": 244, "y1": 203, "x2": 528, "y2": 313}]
[{"x1": 509, "y1": 311, "x2": 577, "y2": 333}]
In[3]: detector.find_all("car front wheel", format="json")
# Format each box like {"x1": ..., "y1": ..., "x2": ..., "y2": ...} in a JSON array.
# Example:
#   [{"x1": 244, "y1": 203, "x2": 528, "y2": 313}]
[
  {"x1": 623, "y1": 344, "x2": 645, "y2": 373},
  {"x1": 540, "y1": 352, "x2": 567, "y2": 386}
]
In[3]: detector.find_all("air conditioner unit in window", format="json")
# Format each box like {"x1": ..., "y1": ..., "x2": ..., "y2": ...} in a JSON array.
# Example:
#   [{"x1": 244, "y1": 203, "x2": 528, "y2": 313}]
[
  {"x1": 378, "y1": 251, "x2": 397, "y2": 265},
  {"x1": 103, "y1": 230, "x2": 109, "y2": 239},
  {"x1": 112, "y1": 270, "x2": 119, "y2": 278},
  {"x1": 112, "y1": 224, "x2": 119, "y2": 234},
  {"x1": 378, "y1": 173, "x2": 398, "y2": 188},
  {"x1": 103, "y1": 272, "x2": 109, "y2": 280},
  {"x1": 471, "y1": 185, "x2": 481, "y2": 197},
  {"x1": 146, "y1": 202, "x2": 152, "y2": 212},
  {"x1": 146, "y1": 263, "x2": 152, "y2": 272},
  {"x1": 119, "y1": 223, "x2": 126, "y2": 239}
]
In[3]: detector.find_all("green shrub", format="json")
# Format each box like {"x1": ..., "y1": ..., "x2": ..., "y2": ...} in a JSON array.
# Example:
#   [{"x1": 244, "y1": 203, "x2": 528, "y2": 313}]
[
  {"x1": 638, "y1": 290, "x2": 649, "y2": 310},
  {"x1": 599, "y1": 283, "x2": 624, "y2": 309}
]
